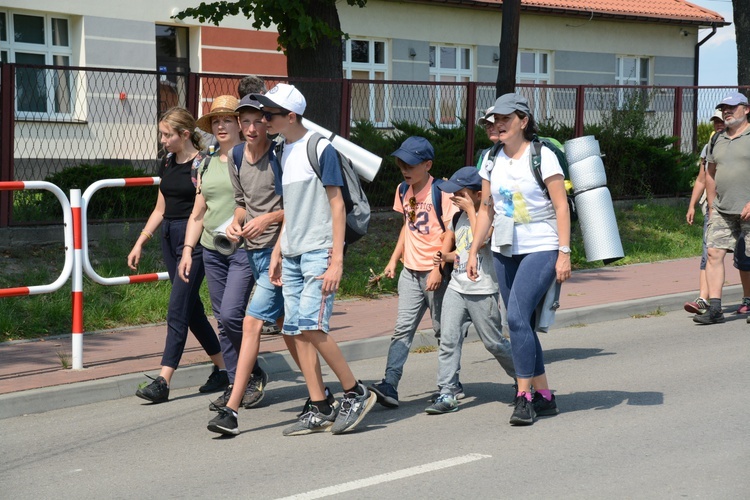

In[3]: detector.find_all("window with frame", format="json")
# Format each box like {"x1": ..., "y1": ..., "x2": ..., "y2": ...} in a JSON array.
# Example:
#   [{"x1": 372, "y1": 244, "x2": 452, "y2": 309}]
[
  {"x1": 517, "y1": 50, "x2": 552, "y2": 120},
  {"x1": 615, "y1": 55, "x2": 651, "y2": 108},
  {"x1": 343, "y1": 38, "x2": 388, "y2": 126},
  {"x1": 429, "y1": 44, "x2": 472, "y2": 126},
  {"x1": 0, "y1": 11, "x2": 73, "y2": 118}
]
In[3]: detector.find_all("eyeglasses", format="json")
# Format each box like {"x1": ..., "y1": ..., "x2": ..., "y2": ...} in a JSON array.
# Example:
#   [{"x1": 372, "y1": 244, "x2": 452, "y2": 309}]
[
  {"x1": 407, "y1": 196, "x2": 417, "y2": 223},
  {"x1": 262, "y1": 110, "x2": 290, "y2": 121}
]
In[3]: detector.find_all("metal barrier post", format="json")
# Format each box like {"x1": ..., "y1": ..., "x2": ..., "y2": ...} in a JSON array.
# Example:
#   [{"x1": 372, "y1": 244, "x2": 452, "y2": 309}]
[{"x1": 70, "y1": 189, "x2": 84, "y2": 370}]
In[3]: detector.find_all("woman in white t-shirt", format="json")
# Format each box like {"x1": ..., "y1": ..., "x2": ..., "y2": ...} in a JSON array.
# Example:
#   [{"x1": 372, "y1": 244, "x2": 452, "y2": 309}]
[{"x1": 467, "y1": 93, "x2": 571, "y2": 426}]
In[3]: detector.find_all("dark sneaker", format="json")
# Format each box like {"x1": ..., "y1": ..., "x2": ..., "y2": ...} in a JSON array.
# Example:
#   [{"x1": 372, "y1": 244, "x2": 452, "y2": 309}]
[
  {"x1": 298, "y1": 386, "x2": 338, "y2": 417},
  {"x1": 242, "y1": 370, "x2": 268, "y2": 408},
  {"x1": 199, "y1": 366, "x2": 229, "y2": 393},
  {"x1": 282, "y1": 405, "x2": 336, "y2": 436},
  {"x1": 425, "y1": 394, "x2": 459, "y2": 414},
  {"x1": 509, "y1": 394, "x2": 535, "y2": 426},
  {"x1": 693, "y1": 309, "x2": 725, "y2": 325},
  {"x1": 136, "y1": 375, "x2": 169, "y2": 403},
  {"x1": 429, "y1": 381, "x2": 465, "y2": 403},
  {"x1": 532, "y1": 392, "x2": 560, "y2": 416},
  {"x1": 331, "y1": 383, "x2": 377, "y2": 435},
  {"x1": 207, "y1": 407, "x2": 239, "y2": 436},
  {"x1": 737, "y1": 297, "x2": 750, "y2": 314},
  {"x1": 209, "y1": 384, "x2": 233, "y2": 412},
  {"x1": 684, "y1": 297, "x2": 709, "y2": 315},
  {"x1": 368, "y1": 379, "x2": 399, "y2": 408}
]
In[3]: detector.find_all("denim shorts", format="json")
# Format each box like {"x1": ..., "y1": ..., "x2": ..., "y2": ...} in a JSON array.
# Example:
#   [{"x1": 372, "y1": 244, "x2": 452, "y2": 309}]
[
  {"x1": 281, "y1": 248, "x2": 334, "y2": 335},
  {"x1": 245, "y1": 247, "x2": 284, "y2": 322}
]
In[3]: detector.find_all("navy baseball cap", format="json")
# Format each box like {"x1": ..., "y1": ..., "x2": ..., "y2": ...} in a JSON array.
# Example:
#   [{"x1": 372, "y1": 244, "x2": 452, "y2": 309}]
[
  {"x1": 716, "y1": 92, "x2": 749, "y2": 109},
  {"x1": 438, "y1": 166, "x2": 483, "y2": 193},
  {"x1": 391, "y1": 136, "x2": 435, "y2": 165}
]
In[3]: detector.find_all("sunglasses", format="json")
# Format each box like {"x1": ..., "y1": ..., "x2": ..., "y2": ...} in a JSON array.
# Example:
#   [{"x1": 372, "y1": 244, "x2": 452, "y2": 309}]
[
  {"x1": 407, "y1": 196, "x2": 417, "y2": 223},
  {"x1": 262, "y1": 110, "x2": 290, "y2": 121}
]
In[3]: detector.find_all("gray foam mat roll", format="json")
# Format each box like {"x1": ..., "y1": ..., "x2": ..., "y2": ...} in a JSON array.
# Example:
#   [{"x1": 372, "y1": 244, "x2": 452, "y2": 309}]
[
  {"x1": 570, "y1": 155, "x2": 607, "y2": 192},
  {"x1": 576, "y1": 187, "x2": 625, "y2": 263},
  {"x1": 565, "y1": 136, "x2": 601, "y2": 165}
]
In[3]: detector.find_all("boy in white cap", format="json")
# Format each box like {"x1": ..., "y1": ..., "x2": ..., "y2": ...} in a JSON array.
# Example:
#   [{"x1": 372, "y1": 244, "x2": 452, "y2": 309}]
[{"x1": 253, "y1": 83, "x2": 377, "y2": 435}]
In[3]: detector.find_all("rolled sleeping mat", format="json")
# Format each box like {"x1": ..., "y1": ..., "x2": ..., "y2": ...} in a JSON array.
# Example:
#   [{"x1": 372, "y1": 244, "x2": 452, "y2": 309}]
[
  {"x1": 212, "y1": 215, "x2": 244, "y2": 257},
  {"x1": 569, "y1": 155, "x2": 607, "y2": 193},
  {"x1": 575, "y1": 186, "x2": 624, "y2": 264},
  {"x1": 301, "y1": 118, "x2": 383, "y2": 182},
  {"x1": 565, "y1": 135, "x2": 601, "y2": 166}
]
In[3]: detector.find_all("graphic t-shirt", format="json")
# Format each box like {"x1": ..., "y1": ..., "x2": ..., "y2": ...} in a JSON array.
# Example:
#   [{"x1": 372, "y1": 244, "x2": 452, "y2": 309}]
[
  {"x1": 479, "y1": 144, "x2": 563, "y2": 255},
  {"x1": 392, "y1": 177, "x2": 458, "y2": 271},
  {"x1": 448, "y1": 211, "x2": 498, "y2": 295}
]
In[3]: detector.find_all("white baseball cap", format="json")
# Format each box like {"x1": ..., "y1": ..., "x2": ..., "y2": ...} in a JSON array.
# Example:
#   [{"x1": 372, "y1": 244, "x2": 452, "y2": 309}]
[{"x1": 250, "y1": 83, "x2": 306, "y2": 116}]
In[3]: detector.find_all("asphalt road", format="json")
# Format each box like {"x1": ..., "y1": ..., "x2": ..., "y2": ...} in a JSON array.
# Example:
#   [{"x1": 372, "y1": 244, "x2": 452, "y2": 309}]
[{"x1": 1, "y1": 309, "x2": 748, "y2": 499}]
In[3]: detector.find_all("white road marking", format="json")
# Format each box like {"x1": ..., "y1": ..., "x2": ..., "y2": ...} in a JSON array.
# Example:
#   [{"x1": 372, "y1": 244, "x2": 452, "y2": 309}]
[{"x1": 276, "y1": 453, "x2": 492, "y2": 500}]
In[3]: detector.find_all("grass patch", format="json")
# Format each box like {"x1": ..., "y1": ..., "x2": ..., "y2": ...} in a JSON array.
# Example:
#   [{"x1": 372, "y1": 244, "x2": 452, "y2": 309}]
[
  {"x1": 632, "y1": 307, "x2": 666, "y2": 319},
  {"x1": 412, "y1": 345, "x2": 438, "y2": 354},
  {"x1": 0, "y1": 201, "x2": 700, "y2": 340}
]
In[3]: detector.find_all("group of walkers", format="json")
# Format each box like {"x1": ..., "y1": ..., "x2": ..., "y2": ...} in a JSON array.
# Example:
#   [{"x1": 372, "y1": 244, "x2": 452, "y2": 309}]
[{"x1": 131, "y1": 79, "x2": 570, "y2": 435}]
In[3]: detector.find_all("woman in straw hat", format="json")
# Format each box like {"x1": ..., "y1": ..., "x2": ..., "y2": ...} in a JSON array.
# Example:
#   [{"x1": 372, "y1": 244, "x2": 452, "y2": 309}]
[
  {"x1": 177, "y1": 96, "x2": 269, "y2": 411},
  {"x1": 129, "y1": 106, "x2": 228, "y2": 403}
]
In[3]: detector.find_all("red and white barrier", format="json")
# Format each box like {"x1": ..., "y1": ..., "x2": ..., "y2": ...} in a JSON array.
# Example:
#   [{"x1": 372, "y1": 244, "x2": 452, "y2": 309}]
[
  {"x1": 70, "y1": 189, "x2": 84, "y2": 369},
  {"x1": 0, "y1": 181, "x2": 74, "y2": 298},
  {"x1": 81, "y1": 177, "x2": 169, "y2": 285}
]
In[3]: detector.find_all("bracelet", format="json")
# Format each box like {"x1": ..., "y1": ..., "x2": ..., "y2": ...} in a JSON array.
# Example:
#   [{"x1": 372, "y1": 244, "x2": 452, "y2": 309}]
[
  {"x1": 184, "y1": 244, "x2": 195, "y2": 250},
  {"x1": 140, "y1": 230, "x2": 152, "y2": 240}
]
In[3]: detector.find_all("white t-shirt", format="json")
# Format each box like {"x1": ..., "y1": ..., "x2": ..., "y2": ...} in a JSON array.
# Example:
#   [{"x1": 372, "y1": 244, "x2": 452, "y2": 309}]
[
  {"x1": 448, "y1": 211, "x2": 498, "y2": 295},
  {"x1": 479, "y1": 143, "x2": 563, "y2": 255}
]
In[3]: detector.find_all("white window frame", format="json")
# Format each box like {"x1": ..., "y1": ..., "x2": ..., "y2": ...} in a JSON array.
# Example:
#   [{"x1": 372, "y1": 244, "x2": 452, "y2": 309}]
[
  {"x1": 429, "y1": 44, "x2": 473, "y2": 128},
  {"x1": 343, "y1": 38, "x2": 389, "y2": 127},
  {"x1": 615, "y1": 55, "x2": 652, "y2": 109},
  {"x1": 517, "y1": 50, "x2": 552, "y2": 120},
  {"x1": 0, "y1": 10, "x2": 75, "y2": 120}
]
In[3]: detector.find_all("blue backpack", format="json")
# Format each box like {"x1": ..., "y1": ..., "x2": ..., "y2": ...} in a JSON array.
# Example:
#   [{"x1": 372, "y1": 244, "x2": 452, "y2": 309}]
[{"x1": 398, "y1": 178, "x2": 448, "y2": 232}]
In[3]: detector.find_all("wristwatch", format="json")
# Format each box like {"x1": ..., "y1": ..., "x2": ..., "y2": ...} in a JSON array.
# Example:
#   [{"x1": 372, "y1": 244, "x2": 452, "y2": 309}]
[{"x1": 559, "y1": 246, "x2": 571, "y2": 254}]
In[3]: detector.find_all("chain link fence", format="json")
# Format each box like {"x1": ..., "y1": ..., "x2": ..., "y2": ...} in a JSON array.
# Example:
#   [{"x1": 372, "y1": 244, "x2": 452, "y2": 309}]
[{"x1": 2, "y1": 62, "x2": 747, "y2": 224}]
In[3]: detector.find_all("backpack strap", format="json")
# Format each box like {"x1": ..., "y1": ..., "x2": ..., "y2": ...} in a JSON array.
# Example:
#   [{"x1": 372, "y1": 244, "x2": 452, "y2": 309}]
[
  {"x1": 194, "y1": 151, "x2": 211, "y2": 194},
  {"x1": 305, "y1": 132, "x2": 325, "y2": 181},
  {"x1": 529, "y1": 138, "x2": 549, "y2": 199},
  {"x1": 451, "y1": 209, "x2": 463, "y2": 232},
  {"x1": 709, "y1": 131, "x2": 722, "y2": 157},
  {"x1": 432, "y1": 179, "x2": 446, "y2": 233},
  {"x1": 485, "y1": 141, "x2": 504, "y2": 173},
  {"x1": 231, "y1": 144, "x2": 244, "y2": 174}
]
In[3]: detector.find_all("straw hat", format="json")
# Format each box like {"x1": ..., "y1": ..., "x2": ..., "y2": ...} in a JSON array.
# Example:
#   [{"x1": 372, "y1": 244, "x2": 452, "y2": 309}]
[{"x1": 196, "y1": 95, "x2": 240, "y2": 133}]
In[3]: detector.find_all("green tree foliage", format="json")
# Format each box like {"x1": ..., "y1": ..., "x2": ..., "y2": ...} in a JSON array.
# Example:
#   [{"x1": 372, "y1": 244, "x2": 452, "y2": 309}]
[{"x1": 175, "y1": 0, "x2": 368, "y2": 130}]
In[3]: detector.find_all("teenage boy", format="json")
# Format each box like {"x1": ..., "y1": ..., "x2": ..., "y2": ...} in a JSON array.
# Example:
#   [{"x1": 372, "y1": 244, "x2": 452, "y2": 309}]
[
  {"x1": 368, "y1": 136, "x2": 459, "y2": 408},
  {"x1": 426, "y1": 166, "x2": 516, "y2": 414},
  {"x1": 253, "y1": 83, "x2": 376, "y2": 435}
]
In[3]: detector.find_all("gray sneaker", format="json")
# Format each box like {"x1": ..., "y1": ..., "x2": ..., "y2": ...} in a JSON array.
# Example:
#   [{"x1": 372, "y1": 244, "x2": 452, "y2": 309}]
[
  {"x1": 242, "y1": 370, "x2": 268, "y2": 408},
  {"x1": 425, "y1": 394, "x2": 458, "y2": 414},
  {"x1": 331, "y1": 383, "x2": 377, "y2": 435},
  {"x1": 282, "y1": 405, "x2": 337, "y2": 436}
]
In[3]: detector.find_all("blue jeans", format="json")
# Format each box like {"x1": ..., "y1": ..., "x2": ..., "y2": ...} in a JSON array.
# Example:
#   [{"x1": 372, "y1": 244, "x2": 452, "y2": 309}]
[
  {"x1": 160, "y1": 218, "x2": 220, "y2": 369},
  {"x1": 281, "y1": 249, "x2": 334, "y2": 334},
  {"x1": 493, "y1": 250, "x2": 557, "y2": 379},
  {"x1": 383, "y1": 268, "x2": 446, "y2": 389},
  {"x1": 202, "y1": 247, "x2": 255, "y2": 383}
]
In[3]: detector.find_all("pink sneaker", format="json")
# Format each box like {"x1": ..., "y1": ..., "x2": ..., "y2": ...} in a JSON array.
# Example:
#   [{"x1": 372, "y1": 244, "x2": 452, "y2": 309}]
[{"x1": 736, "y1": 297, "x2": 750, "y2": 314}]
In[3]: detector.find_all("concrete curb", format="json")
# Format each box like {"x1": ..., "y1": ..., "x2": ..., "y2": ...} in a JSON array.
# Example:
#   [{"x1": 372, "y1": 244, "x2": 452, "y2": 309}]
[{"x1": 0, "y1": 285, "x2": 743, "y2": 420}]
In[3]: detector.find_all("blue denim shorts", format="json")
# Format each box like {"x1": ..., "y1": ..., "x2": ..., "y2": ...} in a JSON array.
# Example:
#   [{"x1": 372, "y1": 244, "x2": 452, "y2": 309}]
[
  {"x1": 281, "y1": 248, "x2": 334, "y2": 335},
  {"x1": 245, "y1": 247, "x2": 284, "y2": 322}
]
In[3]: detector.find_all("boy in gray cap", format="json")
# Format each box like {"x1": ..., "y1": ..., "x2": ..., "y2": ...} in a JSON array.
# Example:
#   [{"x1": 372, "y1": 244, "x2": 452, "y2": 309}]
[
  {"x1": 426, "y1": 166, "x2": 516, "y2": 414},
  {"x1": 369, "y1": 136, "x2": 459, "y2": 408}
]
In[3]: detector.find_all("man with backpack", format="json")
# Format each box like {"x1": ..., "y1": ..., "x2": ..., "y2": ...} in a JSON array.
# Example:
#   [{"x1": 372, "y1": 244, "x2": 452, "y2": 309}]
[{"x1": 700, "y1": 92, "x2": 750, "y2": 325}]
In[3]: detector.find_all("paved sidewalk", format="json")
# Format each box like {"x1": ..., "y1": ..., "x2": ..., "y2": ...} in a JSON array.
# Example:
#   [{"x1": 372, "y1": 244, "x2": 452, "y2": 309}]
[{"x1": 0, "y1": 257, "x2": 744, "y2": 418}]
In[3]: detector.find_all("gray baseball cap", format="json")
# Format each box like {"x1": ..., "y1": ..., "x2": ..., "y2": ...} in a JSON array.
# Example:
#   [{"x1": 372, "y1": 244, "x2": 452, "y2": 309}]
[{"x1": 486, "y1": 93, "x2": 531, "y2": 116}]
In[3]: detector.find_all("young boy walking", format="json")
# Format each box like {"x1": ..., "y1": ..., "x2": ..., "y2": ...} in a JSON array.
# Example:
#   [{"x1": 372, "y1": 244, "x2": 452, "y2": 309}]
[
  {"x1": 255, "y1": 83, "x2": 376, "y2": 435},
  {"x1": 426, "y1": 166, "x2": 516, "y2": 414},
  {"x1": 369, "y1": 136, "x2": 459, "y2": 408}
]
